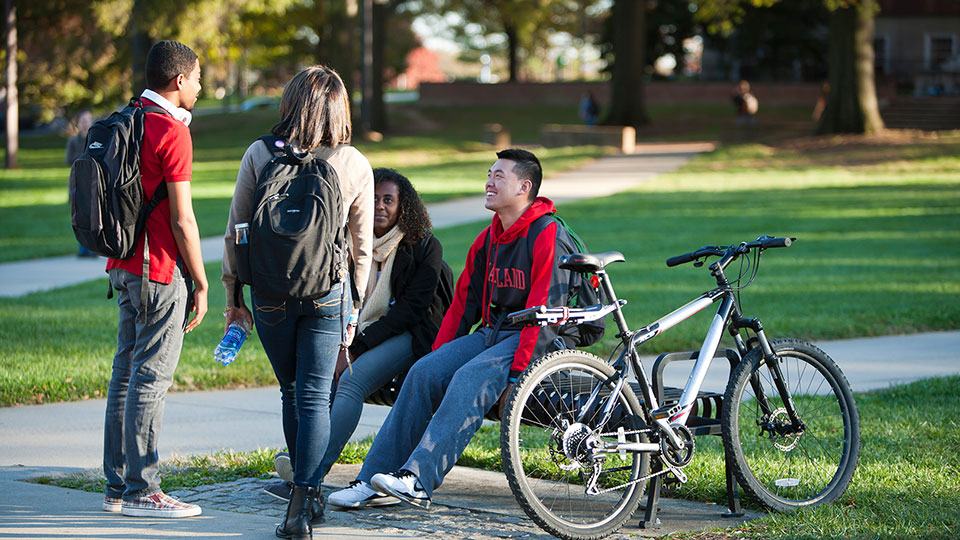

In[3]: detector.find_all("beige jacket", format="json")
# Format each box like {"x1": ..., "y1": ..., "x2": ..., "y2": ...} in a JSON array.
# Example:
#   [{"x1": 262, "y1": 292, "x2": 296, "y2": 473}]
[{"x1": 221, "y1": 140, "x2": 374, "y2": 313}]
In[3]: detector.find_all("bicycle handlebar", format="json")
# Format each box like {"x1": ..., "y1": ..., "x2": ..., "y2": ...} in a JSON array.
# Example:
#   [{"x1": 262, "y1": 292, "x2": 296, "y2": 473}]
[{"x1": 666, "y1": 236, "x2": 794, "y2": 267}]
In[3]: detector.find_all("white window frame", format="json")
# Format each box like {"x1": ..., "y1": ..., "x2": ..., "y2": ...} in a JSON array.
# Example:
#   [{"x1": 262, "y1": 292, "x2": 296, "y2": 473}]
[{"x1": 925, "y1": 33, "x2": 958, "y2": 71}]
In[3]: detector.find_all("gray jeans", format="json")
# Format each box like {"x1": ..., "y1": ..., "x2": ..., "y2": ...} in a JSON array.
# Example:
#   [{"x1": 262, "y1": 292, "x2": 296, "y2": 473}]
[
  {"x1": 103, "y1": 266, "x2": 187, "y2": 499},
  {"x1": 319, "y1": 332, "x2": 416, "y2": 480},
  {"x1": 357, "y1": 327, "x2": 519, "y2": 497}
]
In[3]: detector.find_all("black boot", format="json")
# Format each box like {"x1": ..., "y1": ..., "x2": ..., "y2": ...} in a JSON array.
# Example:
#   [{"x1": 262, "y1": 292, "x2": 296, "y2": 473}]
[
  {"x1": 310, "y1": 485, "x2": 325, "y2": 524},
  {"x1": 276, "y1": 485, "x2": 315, "y2": 540}
]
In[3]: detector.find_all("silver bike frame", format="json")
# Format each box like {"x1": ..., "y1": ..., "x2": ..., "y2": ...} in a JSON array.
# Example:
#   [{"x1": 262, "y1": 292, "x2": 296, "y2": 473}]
[{"x1": 620, "y1": 289, "x2": 733, "y2": 436}]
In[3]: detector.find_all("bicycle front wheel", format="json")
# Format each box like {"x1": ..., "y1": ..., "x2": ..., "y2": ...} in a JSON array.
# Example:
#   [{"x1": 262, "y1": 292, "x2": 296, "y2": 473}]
[
  {"x1": 501, "y1": 350, "x2": 650, "y2": 540},
  {"x1": 721, "y1": 338, "x2": 860, "y2": 512}
]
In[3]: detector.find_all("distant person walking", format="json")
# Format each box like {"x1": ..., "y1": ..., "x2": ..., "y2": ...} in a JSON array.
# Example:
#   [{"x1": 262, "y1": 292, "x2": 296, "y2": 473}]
[
  {"x1": 102, "y1": 40, "x2": 207, "y2": 519},
  {"x1": 65, "y1": 110, "x2": 93, "y2": 165},
  {"x1": 732, "y1": 80, "x2": 758, "y2": 126},
  {"x1": 579, "y1": 92, "x2": 599, "y2": 126},
  {"x1": 66, "y1": 110, "x2": 96, "y2": 257}
]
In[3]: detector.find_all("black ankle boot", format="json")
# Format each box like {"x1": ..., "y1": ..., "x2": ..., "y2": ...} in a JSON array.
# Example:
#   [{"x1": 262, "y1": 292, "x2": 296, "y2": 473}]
[
  {"x1": 276, "y1": 485, "x2": 315, "y2": 540},
  {"x1": 310, "y1": 485, "x2": 325, "y2": 524}
]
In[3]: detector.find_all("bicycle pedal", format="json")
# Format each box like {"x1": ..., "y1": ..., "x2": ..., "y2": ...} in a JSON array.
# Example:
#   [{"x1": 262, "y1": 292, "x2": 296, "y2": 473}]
[{"x1": 650, "y1": 403, "x2": 685, "y2": 421}]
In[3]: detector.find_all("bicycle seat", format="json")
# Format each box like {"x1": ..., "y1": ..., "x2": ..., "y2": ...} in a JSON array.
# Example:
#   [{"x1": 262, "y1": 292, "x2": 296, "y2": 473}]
[{"x1": 559, "y1": 251, "x2": 625, "y2": 273}]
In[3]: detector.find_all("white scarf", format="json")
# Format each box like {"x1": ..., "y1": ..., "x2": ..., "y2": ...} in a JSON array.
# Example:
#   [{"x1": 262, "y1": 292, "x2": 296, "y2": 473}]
[{"x1": 358, "y1": 225, "x2": 404, "y2": 331}]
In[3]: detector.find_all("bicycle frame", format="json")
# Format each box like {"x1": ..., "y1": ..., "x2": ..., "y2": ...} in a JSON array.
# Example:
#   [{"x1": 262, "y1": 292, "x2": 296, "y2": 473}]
[{"x1": 582, "y1": 253, "x2": 801, "y2": 456}]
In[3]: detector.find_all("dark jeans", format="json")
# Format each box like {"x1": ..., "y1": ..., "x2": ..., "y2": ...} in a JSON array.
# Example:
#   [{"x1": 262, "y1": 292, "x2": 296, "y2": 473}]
[
  {"x1": 253, "y1": 283, "x2": 349, "y2": 487},
  {"x1": 318, "y1": 332, "x2": 416, "y2": 480},
  {"x1": 103, "y1": 266, "x2": 187, "y2": 500},
  {"x1": 357, "y1": 327, "x2": 519, "y2": 497}
]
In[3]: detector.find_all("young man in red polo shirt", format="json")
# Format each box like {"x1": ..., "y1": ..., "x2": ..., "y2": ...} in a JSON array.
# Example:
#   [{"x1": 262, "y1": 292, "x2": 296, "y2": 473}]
[{"x1": 102, "y1": 40, "x2": 208, "y2": 518}]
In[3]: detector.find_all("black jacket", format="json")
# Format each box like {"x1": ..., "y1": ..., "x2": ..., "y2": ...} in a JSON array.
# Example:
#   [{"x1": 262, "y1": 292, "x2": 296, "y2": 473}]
[{"x1": 350, "y1": 232, "x2": 445, "y2": 359}]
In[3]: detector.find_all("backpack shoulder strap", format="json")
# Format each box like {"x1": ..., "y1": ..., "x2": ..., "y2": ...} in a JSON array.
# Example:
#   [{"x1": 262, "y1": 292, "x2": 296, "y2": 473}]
[
  {"x1": 258, "y1": 135, "x2": 286, "y2": 157},
  {"x1": 548, "y1": 212, "x2": 586, "y2": 253},
  {"x1": 130, "y1": 97, "x2": 173, "y2": 118}
]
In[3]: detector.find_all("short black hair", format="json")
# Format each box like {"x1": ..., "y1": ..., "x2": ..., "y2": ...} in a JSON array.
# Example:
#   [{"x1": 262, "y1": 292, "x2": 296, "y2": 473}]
[
  {"x1": 496, "y1": 148, "x2": 542, "y2": 201},
  {"x1": 145, "y1": 40, "x2": 198, "y2": 91}
]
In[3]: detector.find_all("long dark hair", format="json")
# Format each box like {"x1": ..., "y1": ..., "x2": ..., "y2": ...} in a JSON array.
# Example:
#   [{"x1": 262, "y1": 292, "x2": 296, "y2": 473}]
[
  {"x1": 373, "y1": 168, "x2": 431, "y2": 245},
  {"x1": 272, "y1": 65, "x2": 351, "y2": 150}
]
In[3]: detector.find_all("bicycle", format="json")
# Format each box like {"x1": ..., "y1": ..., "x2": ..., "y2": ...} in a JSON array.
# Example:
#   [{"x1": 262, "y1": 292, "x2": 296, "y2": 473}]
[{"x1": 500, "y1": 236, "x2": 861, "y2": 540}]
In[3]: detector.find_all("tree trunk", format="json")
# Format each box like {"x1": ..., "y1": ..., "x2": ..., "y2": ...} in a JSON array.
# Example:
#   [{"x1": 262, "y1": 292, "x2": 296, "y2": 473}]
[
  {"x1": 5, "y1": 0, "x2": 17, "y2": 169},
  {"x1": 369, "y1": 0, "x2": 387, "y2": 133},
  {"x1": 360, "y1": 0, "x2": 374, "y2": 134},
  {"x1": 603, "y1": 0, "x2": 648, "y2": 129},
  {"x1": 818, "y1": 0, "x2": 884, "y2": 134},
  {"x1": 130, "y1": 0, "x2": 150, "y2": 93},
  {"x1": 505, "y1": 23, "x2": 518, "y2": 82}
]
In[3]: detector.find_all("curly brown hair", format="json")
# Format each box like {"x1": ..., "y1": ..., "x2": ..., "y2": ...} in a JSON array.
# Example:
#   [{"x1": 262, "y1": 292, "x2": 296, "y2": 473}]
[{"x1": 373, "y1": 168, "x2": 432, "y2": 245}]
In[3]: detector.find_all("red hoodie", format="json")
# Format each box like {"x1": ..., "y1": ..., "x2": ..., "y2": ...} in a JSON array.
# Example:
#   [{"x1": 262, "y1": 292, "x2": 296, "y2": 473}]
[{"x1": 433, "y1": 197, "x2": 587, "y2": 375}]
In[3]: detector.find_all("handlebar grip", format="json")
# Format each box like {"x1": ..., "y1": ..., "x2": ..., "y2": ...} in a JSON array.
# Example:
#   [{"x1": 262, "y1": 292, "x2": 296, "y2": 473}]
[
  {"x1": 760, "y1": 237, "x2": 794, "y2": 248},
  {"x1": 666, "y1": 252, "x2": 696, "y2": 267}
]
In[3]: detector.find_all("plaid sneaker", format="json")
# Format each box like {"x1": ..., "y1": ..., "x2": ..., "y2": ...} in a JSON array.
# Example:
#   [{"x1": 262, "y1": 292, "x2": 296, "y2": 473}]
[
  {"x1": 121, "y1": 492, "x2": 202, "y2": 518},
  {"x1": 102, "y1": 496, "x2": 122, "y2": 513}
]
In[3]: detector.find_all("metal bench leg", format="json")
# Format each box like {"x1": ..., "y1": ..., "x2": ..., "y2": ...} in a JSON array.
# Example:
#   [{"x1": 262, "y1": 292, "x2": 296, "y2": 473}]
[
  {"x1": 638, "y1": 463, "x2": 662, "y2": 529},
  {"x1": 721, "y1": 444, "x2": 744, "y2": 518}
]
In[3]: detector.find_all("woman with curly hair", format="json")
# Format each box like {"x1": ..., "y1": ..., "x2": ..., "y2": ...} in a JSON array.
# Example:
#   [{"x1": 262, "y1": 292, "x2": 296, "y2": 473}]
[{"x1": 267, "y1": 167, "x2": 449, "y2": 508}]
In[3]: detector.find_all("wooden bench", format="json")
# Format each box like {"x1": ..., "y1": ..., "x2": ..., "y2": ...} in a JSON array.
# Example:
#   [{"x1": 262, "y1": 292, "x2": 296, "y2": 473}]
[{"x1": 541, "y1": 124, "x2": 636, "y2": 153}]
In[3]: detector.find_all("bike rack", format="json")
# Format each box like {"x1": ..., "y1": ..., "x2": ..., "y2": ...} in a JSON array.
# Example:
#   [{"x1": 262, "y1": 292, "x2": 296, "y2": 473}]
[{"x1": 637, "y1": 348, "x2": 745, "y2": 529}]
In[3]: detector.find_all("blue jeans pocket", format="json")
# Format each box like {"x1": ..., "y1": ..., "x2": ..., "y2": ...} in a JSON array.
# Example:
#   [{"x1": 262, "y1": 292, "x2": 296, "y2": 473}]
[
  {"x1": 309, "y1": 284, "x2": 345, "y2": 319},
  {"x1": 253, "y1": 297, "x2": 287, "y2": 327}
]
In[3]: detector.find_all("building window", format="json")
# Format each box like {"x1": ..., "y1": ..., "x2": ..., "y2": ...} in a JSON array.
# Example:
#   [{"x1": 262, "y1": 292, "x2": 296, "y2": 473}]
[
  {"x1": 926, "y1": 34, "x2": 957, "y2": 71},
  {"x1": 874, "y1": 35, "x2": 889, "y2": 76}
]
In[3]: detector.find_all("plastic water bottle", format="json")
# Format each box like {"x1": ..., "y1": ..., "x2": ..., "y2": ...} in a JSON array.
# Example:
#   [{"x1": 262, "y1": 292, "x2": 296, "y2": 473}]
[{"x1": 215, "y1": 321, "x2": 250, "y2": 366}]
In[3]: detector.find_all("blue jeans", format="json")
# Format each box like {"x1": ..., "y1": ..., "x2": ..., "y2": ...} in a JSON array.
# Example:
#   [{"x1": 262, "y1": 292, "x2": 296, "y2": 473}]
[
  {"x1": 318, "y1": 332, "x2": 415, "y2": 480},
  {"x1": 357, "y1": 327, "x2": 519, "y2": 497},
  {"x1": 104, "y1": 266, "x2": 187, "y2": 499},
  {"x1": 253, "y1": 283, "x2": 349, "y2": 488}
]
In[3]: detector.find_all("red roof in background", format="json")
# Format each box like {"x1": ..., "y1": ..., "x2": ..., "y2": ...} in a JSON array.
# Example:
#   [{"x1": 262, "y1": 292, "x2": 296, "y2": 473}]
[{"x1": 878, "y1": 0, "x2": 960, "y2": 16}]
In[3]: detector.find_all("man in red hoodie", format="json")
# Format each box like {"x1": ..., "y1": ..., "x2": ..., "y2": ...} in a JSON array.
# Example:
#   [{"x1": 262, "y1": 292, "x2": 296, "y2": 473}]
[{"x1": 329, "y1": 148, "x2": 590, "y2": 510}]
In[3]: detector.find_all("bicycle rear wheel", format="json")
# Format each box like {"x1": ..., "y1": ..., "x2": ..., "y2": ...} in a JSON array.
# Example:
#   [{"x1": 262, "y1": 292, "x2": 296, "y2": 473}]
[
  {"x1": 501, "y1": 350, "x2": 649, "y2": 540},
  {"x1": 721, "y1": 338, "x2": 860, "y2": 512}
]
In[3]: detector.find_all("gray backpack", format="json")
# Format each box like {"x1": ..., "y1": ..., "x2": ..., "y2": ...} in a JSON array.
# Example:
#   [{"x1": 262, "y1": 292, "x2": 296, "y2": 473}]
[{"x1": 235, "y1": 136, "x2": 347, "y2": 301}]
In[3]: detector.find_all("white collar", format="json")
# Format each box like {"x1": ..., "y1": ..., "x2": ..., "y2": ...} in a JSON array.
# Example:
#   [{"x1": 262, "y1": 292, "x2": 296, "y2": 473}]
[{"x1": 140, "y1": 89, "x2": 192, "y2": 126}]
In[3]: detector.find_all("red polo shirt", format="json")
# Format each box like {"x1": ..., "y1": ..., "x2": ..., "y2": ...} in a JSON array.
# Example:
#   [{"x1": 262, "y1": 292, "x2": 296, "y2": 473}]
[{"x1": 105, "y1": 98, "x2": 193, "y2": 284}]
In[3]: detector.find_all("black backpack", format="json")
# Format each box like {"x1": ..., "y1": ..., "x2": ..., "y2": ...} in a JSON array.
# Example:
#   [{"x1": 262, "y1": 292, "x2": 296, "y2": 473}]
[
  {"x1": 431, "y1": 259, "x2": 455, "y2": 324},
  {"x1": 69, "y1": 98, "x2": 174, "y2": 318},
  {"x1": 235, "y1": 136, "x2": 347, "y2": 301},
  {"x1": 69, "y1": 98, "x2": 171, "y2": 261},
  {"x1": 551, "y1": 213, "x2": 605, "y2": 347}
]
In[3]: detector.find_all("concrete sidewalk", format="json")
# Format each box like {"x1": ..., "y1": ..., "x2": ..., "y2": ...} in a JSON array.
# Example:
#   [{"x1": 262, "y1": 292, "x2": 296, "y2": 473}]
[
  {"x1": 0, "y1": 145, "x2": 710, "y2": 297},
  {"x1": 3, "y1": 330, "x2": 957, "y2": 471},
  {"x1": 0, "y1": 463, "x2": 756, "y2": 540}
]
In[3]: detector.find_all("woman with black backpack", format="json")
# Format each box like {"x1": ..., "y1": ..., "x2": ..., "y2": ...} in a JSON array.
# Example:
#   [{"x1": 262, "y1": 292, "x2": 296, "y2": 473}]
[
  {"x1": 265, "y1": 167, "x2": 452, "y2": 509},
  {"x1": 221, "y1": 65, "x2": 373, "y2": 540}
]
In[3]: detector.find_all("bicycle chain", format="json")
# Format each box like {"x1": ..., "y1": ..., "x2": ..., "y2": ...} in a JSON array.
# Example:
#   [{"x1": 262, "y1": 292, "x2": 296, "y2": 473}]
[{"x1": 585, "y1": 427, "x2": 689, "y2": 495}]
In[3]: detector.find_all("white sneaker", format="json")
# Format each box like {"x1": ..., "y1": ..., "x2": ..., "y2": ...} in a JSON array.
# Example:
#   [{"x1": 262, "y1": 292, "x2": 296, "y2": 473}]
[
  {"x1": 327, "y1": 480, "x2": 400, "y2": 509},
  {"x1": 274, "y1": 452, "x2": 293, "y2": 483},
  {"x1": 370, "y1": 470, "x2": 431, "y2": 509}
]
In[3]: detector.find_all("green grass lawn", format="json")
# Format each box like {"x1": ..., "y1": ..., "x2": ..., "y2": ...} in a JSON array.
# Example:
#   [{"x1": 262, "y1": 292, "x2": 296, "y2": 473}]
[
  {"x1": 34, "y1": 375, "x2": 960, "y2": 540},
  {"x1": 1, "y1": 130, "x2": 958, "y2": 406},
  {"x1": 0, "y1": 104, "x2": 608, "y2": 262}
]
